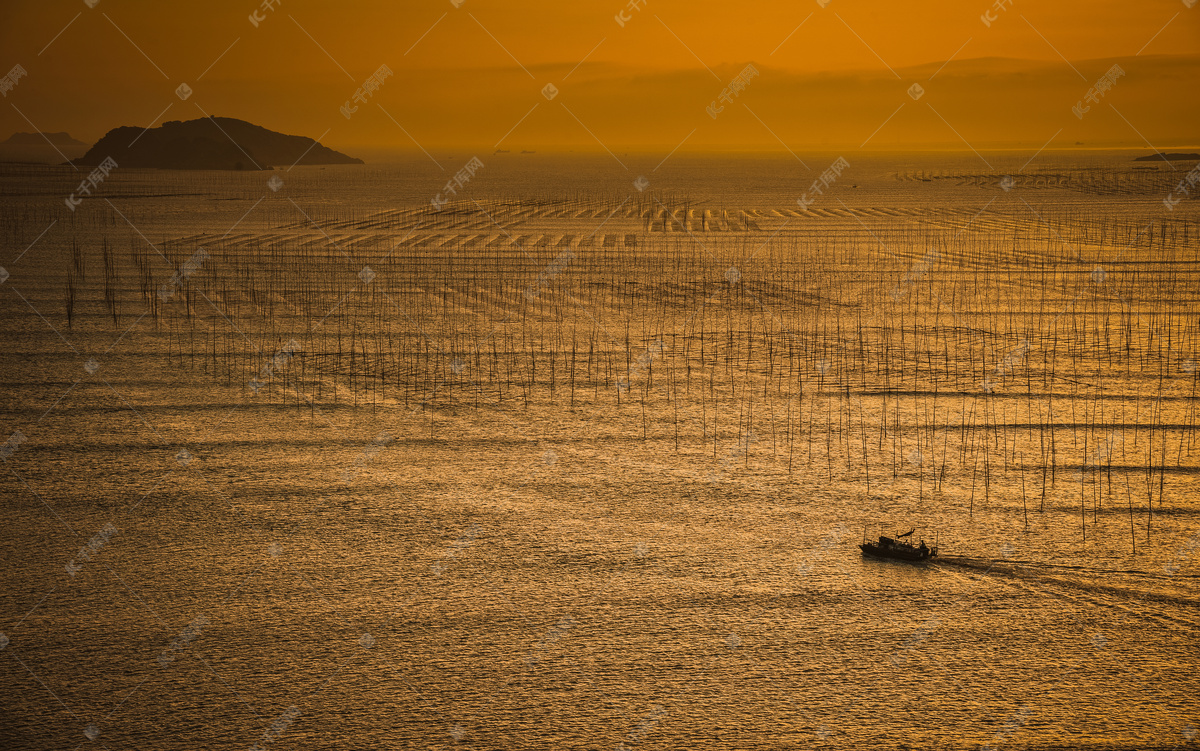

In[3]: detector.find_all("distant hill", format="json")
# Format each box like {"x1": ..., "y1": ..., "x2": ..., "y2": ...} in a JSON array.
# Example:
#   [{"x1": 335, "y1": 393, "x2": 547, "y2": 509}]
[
  {"x1": 3, "y1": 131, "x2": 87, "y2": 146},
  {"x1": 0, "y1": 131, "x2": 90, "y2": 163},
  {"x1": 1134, "y1": 153, "x2": 1200, "y2": 162},
  {"x1": 75, "y1": 117, "x2": 362, "y2": 170}
]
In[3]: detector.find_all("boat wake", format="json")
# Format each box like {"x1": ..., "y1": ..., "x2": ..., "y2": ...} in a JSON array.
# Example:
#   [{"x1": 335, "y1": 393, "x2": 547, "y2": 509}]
[{"x1": 933, "y1": 555, "x2": 1200, "y2": 632}]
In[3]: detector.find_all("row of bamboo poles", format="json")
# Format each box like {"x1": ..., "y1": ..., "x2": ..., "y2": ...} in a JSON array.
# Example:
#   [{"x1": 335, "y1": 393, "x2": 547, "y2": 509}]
[{"x1": 54, "y1": 193, "x2": 1200, "y2": 551}]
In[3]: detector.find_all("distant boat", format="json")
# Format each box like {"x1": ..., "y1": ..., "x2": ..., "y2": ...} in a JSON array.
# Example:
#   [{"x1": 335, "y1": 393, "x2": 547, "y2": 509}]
[{"x1": 859, "y1": 528, "x2": 937, "y2": 562}]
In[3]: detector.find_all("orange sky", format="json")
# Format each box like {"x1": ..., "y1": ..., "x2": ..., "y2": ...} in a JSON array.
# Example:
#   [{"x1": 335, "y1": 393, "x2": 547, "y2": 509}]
[{"x1": 1, "y1": 0, "x2": 1197, "y2": 152}]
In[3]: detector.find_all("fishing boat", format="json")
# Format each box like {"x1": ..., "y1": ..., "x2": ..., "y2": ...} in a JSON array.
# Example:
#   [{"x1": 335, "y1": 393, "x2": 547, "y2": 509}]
[{"x1": 859, "y1": 528, "x2": 937, "y2": 562}]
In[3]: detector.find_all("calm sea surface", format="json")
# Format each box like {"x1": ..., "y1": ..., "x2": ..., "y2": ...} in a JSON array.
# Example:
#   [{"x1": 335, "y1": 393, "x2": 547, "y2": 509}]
[{"x1": 1, "y1": 153, "x2": 1198, "y2": 750}]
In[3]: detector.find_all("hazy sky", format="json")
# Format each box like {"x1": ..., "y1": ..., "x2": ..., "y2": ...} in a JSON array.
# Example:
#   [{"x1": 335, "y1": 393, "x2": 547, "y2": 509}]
[{"x1": 1, "y1": 0, "x2": 1197, "y2": 152}]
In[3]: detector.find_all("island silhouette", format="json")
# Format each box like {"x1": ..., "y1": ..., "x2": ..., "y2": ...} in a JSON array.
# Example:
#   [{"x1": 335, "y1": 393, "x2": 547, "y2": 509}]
[
  {"x1": 1133, "y1": 152, "x2": 1200, "y2": 162},
  {"x1": 75, "y1": 117, "x2": 362, "y2": 170},
  {"x1": 2, "y1": 131, "x2": 87, "y2": 146}
]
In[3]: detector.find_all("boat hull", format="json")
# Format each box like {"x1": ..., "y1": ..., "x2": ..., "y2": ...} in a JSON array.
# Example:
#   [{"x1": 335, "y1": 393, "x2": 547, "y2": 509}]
[{"x1": 859, "y1": 543, "x2": 934, "y2": 562}]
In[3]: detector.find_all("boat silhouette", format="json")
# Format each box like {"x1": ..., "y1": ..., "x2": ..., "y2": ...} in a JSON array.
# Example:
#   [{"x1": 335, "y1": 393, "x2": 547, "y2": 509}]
[{"x1": 859, "y1": 528, "x2": 938, "y2": 562}]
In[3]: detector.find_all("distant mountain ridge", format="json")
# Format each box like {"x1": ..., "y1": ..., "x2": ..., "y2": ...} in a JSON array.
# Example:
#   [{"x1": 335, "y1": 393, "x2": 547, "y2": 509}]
[
  {"x1": 364, "y1": 53, "x2": 1200, "y2": 150},
  {"x1": 76, "y1": 117, "x2": 362, "y2": 170},
  {"x1": 3, "y1": 131, "x2": 86, "y2": 146}
]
